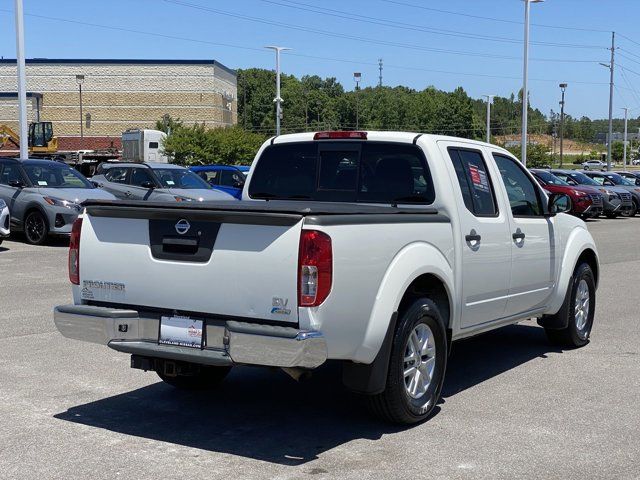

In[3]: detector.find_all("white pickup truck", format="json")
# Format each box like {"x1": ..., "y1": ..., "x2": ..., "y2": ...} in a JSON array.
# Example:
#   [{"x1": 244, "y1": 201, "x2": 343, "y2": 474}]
[{"x1": 54, "y1": 131, "x2": 599, "y2": 424}]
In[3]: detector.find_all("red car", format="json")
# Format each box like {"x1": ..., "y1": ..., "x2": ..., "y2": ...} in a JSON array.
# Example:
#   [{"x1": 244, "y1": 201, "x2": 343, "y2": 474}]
[{"x1": 530, "y1": 169, "x2": 604, "y2": 219}]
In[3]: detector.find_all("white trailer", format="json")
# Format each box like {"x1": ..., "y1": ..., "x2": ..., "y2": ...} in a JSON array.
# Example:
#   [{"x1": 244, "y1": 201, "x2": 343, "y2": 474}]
[{"x1": 121, "y1": 129, "x2": 168, "y2": 163}]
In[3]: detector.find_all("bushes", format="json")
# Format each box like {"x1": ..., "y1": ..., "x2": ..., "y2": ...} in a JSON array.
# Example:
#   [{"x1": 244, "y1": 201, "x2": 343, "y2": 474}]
[{"x1": 162, "y1": 123, "x2": 267, "y2": 166}]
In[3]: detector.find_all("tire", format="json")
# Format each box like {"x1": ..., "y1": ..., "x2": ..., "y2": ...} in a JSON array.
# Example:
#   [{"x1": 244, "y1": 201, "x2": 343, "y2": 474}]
[
  {"x1": 24, "y1": 210, "x2": 48, "y2": 245},
  {"x1": 157, "y1": 364, "x2": 231, "y2": 390},
  {"x1": 630, "y1": 200, "x2": 639, "y2": 217},
  {"x1": 544, "y1": 263, "x2": 596, "y2": 348},
  {"x1": 605, "y1": 212, "x2": 618, "y2": 219},
  {"x1": 367, "y1": 298, "x2": 447, "y2": 424}
]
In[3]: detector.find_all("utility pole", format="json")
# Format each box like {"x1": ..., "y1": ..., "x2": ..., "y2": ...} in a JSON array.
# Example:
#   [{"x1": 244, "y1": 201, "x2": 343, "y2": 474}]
[
  {"x1": 14, "y1": 0, "x2": 28, "y2": 159},
  {"x1": 602, "y1": 32, "x2": 616, "y2": 171},
  {"x1": 622, "y1": 107, "x2": 628, "y2": 170},
  {"x1": 482, "y1": 95, "x2": 494, "y2": 143},
  {"x1": 559, "y1": 83, "x2": 567, "y2": 168},
  {"x1": 76, "y1": 75, "x2": 84, "y2": 139},
  {"x1": 265, "y1": 46, "x2": 290, "y2": 136},
  {"x1": 378, "y1": 58, "x2": 383, "y2": 87}
]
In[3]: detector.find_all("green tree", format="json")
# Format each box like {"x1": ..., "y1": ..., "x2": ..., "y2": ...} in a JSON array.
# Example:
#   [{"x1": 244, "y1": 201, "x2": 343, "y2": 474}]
[{"x1": 163, "y1": 124, "x2": 266, "y2": 166}]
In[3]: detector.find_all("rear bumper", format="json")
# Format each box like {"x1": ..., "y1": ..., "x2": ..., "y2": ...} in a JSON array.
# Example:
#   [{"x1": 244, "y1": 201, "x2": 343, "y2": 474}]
[{"x1": 53, "y1": 304, "x2": 327, "y2": 369}]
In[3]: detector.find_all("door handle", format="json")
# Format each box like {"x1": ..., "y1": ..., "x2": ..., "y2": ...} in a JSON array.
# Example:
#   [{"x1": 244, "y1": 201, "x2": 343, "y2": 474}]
[
  {"x1": 512, "y1": 230, "x2": 525, "y2": 241},
  {"x1": 124, "y1": 191, "x2": 133, "y2": 197},
  {"x1": 465, "y1": 230, "x2": 481, "y2": 243}
]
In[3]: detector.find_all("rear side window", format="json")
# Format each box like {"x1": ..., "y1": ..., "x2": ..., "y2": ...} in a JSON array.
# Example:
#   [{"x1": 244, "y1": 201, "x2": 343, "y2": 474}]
[
  {"x1": 447, "y1": 148, "x2": 497, "y2": 216},
  {"x1": 248, "y1": 142, "x2": 434, "y2": 204}
]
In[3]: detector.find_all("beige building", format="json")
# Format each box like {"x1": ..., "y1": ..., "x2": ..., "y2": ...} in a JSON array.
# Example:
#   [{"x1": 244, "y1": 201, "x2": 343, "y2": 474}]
[{"x1": 0, "y1": 58, "x2": 236, "y2": 149}]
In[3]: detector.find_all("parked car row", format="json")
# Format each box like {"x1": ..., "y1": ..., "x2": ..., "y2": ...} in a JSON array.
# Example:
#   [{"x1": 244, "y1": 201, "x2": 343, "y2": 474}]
[
  {"x1": 531, "y1": 168, "x2": 640, "y2": 219},
  {"x1": 0, "y1": 157, "x2": 238, "y2": 245}
]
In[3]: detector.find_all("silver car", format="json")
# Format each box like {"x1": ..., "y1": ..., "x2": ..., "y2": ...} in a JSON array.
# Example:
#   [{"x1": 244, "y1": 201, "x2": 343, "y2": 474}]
[
  {"x1": 0, "y1": 158, "x2": 116, "y2": 245},
  {"x1": 91, "y1": 162, "x2": 236, "y2": 202},
  {"x1": 0, "y1": 198, "x2": 9, "y2": 245}
]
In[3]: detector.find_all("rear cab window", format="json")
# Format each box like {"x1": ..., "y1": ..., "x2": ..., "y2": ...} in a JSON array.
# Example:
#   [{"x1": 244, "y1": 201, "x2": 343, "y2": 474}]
[
  {"x1": 248, "y1": 142, "x2": 435, "y2": 204},
  {"x1": 447, "y1": 147, "x2": 498, "y2": 217}
]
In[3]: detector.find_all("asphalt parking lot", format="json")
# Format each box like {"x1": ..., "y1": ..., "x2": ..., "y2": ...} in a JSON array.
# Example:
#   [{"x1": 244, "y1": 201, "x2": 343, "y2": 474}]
[{"x1": 1, "y1": 218, "x2": 639, "y2": 480}]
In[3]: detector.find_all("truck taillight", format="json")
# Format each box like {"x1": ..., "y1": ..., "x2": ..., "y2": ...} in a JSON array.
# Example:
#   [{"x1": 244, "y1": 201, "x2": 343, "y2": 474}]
[
  {"x1": 298, "y1": 230, "x2": 332, "y2": 307},
  {"x1": 69, "y1": 217, "x2": 82, "y2": 285}
]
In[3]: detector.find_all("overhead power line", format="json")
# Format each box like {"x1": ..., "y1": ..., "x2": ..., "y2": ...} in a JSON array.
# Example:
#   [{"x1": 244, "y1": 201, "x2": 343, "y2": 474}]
[
  {"x1": 0, "y1": 9, "x2": 609, "y2": 88},
  {"x1": 260, "y1": 0, "x2": 604, "y2": 50},
  {"x1": 162, "y1": 0, "x2": 605, "y2": 64},
  {"x1": 381, "y1": 0, "x2": 611, "y2": 33}
]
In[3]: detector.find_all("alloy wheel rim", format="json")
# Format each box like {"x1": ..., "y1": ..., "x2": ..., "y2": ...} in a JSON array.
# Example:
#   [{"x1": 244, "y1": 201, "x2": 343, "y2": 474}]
[
  {"x1": 574, "y1": 279, "x2": 590, "y2": 335},
  {"x1": 403, "y1": 323, "x2": 436, "y2": 399},
  {"x1": 26, "y1": 214, "x2": 45, "y2": 242}
]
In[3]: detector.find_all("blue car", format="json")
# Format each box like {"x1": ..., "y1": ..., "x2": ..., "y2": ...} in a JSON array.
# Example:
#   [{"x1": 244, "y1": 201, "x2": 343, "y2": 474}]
[{"x1": 190, "y1": 165, "x2": 246, "y2": 199}]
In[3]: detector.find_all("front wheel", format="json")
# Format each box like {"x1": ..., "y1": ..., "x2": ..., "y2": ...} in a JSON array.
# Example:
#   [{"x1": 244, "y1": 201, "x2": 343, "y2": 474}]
[
  {"x1": 24, "y1": 210, "x2": 48, "y2": 245},
  {"x1": 157, "y1": 364, "x2": 231, "y2": 390},
  {"x1": 545, "y1": 263, "x2": 596, "y2": 348},
  {"x1": 367, "y1": 298, "x2": 447, "y2": 424}
]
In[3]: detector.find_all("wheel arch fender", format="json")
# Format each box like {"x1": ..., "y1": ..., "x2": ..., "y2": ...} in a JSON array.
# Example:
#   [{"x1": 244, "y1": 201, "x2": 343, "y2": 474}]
[
  {"x1": 343, "y1": 242, "x2": 454, "y2": 394},
  {"x1": 22, "y1": 201, "x2": 50, "y2": 232},
  {"x1": 547, "y1": 226, "x2": 599, "y2": 315}
]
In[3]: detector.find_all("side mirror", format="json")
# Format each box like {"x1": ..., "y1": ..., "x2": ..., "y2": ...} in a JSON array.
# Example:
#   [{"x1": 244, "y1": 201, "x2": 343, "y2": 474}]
[
  {"x1": 232, "y1": 180, "x2": 245, "y2": 189},
  {"x1": 140, "y1": 181, "x2": 155, "y2": 189},
  {"x1": 8, "y1": 179, "x2": 24, "y2": 189},
  {"x1": 547, "y1": 193, "x2": 572, "y2": 216}
]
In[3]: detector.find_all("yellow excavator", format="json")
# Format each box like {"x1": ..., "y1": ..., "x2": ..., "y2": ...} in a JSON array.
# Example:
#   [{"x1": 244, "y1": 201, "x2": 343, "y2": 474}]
[{"x1": 0, "y1": 121, "x2": 59, "y2": 156}]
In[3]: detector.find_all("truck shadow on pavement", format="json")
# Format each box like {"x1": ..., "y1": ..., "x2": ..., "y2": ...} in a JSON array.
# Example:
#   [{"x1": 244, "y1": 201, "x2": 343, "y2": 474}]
[{"x1": 54, "y1": 323, "x2": 561, "y2": 465}]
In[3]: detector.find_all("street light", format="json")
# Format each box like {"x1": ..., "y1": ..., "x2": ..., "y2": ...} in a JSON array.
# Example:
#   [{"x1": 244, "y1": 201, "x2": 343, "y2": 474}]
[
  {"x1": 354, "y1": 72, "x2": 362, "y2": 129},
  {"x1": 265, "y1": 46, "x2": 291, "y2": 136},
  {"x1": 622, "y1": 107, "x2": 629, "y2": 170},
  {"x1": 521, "y1": 0, "x2": 544, "y2": 167},
  {"x1": 14, "y1": 0, "x2": 28, "y2": 159},
  {"x1": 482, "y1": 95, "x2": 495, "y2": 143},
  {"x1": 559, "y1": 83, "x2": 567, "y2": 168},
  {"x1": 75, "y1": 74, "x2": 85, "y2": 140}
]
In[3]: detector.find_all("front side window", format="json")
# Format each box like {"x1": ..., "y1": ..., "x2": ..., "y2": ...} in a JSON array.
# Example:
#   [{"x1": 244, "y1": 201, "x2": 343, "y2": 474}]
[
  {"x1": 104, "y1": 167, "x2": 129, "y2": 184},
  {"x1": 154, "y1": 168, "x2": 211, "y2": 189},
  {"x1": 447, "y1": 148, "x2": 497, "y2": 216},
  {"x1": 493, "y1": 154, "x2": 543, "y2": 217},
  {"x1": 248, "y1": 142, "x2": 434, "y2": 204},
  {"x1": 130, "y1": 168, "x2": 154, "y2": 187},
  {"x1": 220, "y1": 169, "x2": 244, "y2": 187}
]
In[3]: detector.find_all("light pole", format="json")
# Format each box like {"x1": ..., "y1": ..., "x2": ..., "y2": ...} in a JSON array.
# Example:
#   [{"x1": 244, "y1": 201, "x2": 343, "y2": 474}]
[
  {"x1": 622, "y1": 107, "x2": 628, "y2": 170},
  {"x1": 75, "y1": 75, "x2": 85, "y2": 140},
  {"x1": 265, "y1": 46, "x2": 290, "y2": 136},
  {"x1": 559, "y1": 83, "x2": 567, "y2": 168},
  {"x1": 482, "y1": 95, "x2": 495, "y2": 143},
  {"x1": 521, "y1": 0, "x2": 544, "y2": 166},
  {"x1": 354, "y1": 72, "x2": 361, "y2": 129},
  {"x1": 14, "y1": 0, "x2": 28, "y2": 159}
]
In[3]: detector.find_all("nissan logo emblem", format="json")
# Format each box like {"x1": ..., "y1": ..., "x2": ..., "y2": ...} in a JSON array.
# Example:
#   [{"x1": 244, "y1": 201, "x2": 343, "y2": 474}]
[{"x1": 175, "y1": 219, "x2": 191, "y2": 235}]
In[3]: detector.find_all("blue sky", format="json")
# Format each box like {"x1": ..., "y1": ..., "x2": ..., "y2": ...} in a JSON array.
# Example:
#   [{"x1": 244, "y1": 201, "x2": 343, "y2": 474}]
[{"x1": 2, "y1": 0, "x2": 640, "y2": 120}]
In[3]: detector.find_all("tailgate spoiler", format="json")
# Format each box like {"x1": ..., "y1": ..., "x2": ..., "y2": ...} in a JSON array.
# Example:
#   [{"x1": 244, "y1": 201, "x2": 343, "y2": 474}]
[{"x1": 81, "y1": 200, "x2": 445, "y2": 227}]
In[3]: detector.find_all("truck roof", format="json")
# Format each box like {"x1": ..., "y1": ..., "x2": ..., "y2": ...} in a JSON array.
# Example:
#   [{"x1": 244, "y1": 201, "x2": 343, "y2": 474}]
[{"x1": 270, "y1": 131, "x2": 502, "y2": 150}]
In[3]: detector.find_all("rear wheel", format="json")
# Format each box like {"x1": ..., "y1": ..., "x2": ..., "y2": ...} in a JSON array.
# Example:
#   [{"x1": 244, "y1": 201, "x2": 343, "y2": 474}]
[
  {"x1": 630, "y1": 200, "x2": 638, "y2": 217},
  {"x1": 157, "y1": 364, "x2": 231, "y2": 390},
  {"x1": 367, "y1": 298, "x2": 447, "y2": 424},
  {"x1": 24, "y1": 210, "x2": 48, "y2": 245},
  {"x1": 545, "y1": 263, "x2": 595, "y2": 348}
]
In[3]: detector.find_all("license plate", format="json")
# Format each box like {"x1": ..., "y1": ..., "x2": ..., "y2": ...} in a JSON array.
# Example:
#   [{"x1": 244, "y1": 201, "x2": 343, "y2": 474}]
[{"x1": 159, "y1": 316, "x2": 203, "y2": 348}]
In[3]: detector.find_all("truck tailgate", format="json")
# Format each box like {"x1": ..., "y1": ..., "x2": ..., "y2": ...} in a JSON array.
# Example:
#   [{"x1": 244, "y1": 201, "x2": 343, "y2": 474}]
[{"x1": 79, "y1": 202, "x2": 303, "y2": 324}]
